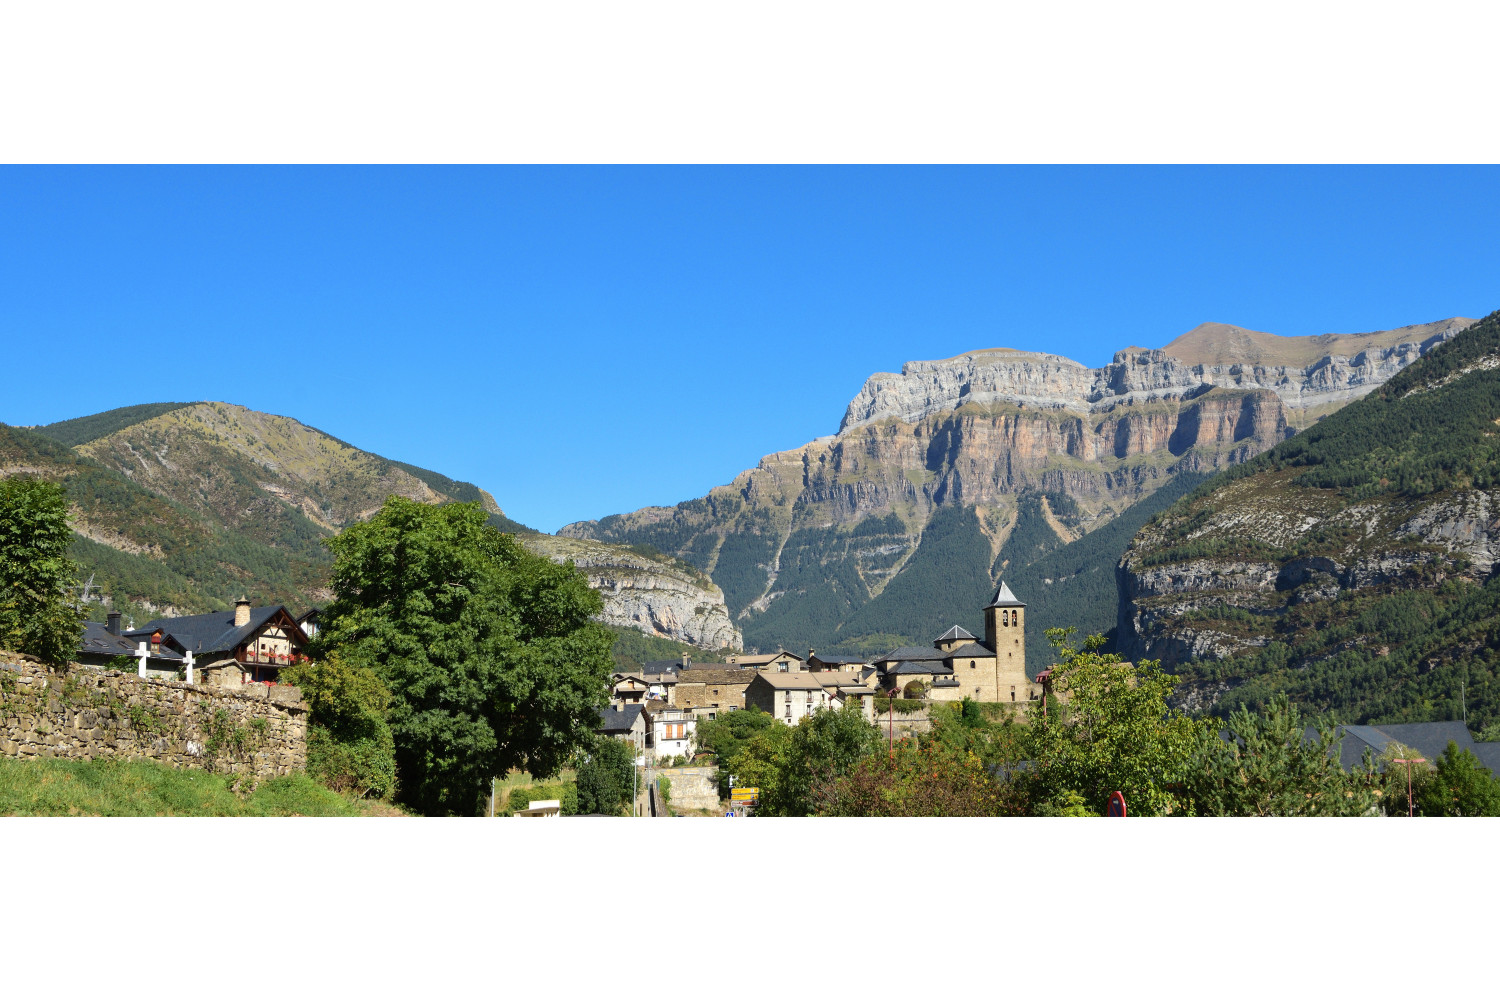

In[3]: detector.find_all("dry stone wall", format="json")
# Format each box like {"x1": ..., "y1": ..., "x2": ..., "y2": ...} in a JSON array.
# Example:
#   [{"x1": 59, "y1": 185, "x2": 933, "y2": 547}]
[{"x1": 0, "y1": 653, "x2": 306, "y2": 782}]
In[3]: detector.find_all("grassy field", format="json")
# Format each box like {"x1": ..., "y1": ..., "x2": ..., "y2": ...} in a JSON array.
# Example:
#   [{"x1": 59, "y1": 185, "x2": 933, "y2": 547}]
[
  {"x1": 0, "y1": 757, "x2": 406, "y2": 816},
  {"x1": 490, "y1": 768, "x2": 577, "y2": 815}
]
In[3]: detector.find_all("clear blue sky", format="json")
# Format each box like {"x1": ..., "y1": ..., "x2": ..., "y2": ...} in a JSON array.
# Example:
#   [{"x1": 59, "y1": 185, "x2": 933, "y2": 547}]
[{"x1": 3, "y1": 166, "x2": 1497, "y2": 533}]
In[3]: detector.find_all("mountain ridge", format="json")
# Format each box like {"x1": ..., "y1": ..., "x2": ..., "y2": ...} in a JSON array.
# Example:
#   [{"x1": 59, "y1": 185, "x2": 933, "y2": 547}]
[{"x1": 562, "y1": 315, "x2": 1474, "y2": 659}]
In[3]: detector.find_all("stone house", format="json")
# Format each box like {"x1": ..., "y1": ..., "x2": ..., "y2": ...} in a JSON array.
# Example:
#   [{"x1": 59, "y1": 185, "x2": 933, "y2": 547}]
[
  {"x1": 806, "y1": 650, "x2": 870, "y2": 673},
  {"x1": 816, "y1": 674, "x2": 877, "y2": 721},
  {"x1": 610, "y1": 672, "x2": 652, "y2": 708},
  {"x1": 725, "y1": 650, "x2": 805, "y2": 672},
  {"x1": 672, "y1": 666, "x2": 754, "y2": 714},
  {"x1": 598, "y1": 704, "x2": 647, "y2": 758},
  {"x1": 745, "y1": 672, "x2": 833, "y2": 725},
  {"x1": 127, "y1": 599, "x2": 311, "y2": 688}
]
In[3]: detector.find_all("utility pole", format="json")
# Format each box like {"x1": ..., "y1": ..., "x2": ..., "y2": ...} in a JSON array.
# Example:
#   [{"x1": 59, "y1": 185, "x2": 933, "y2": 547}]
[
  {"x1": 1393, "y1": 757, "x2": 1426, "y2": 817},
  {"x1": 887, "y1": 688, "x2": 897, "y2": 764}
]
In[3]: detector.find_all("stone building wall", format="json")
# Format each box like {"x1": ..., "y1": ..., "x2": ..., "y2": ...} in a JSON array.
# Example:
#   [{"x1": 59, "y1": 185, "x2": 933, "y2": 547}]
[
  {"x1": 654, "y1": 765, "x2": 721, "y2": 811},
  {"x1": 0, "y1": 653, "x2": 307, "y2": 782}
]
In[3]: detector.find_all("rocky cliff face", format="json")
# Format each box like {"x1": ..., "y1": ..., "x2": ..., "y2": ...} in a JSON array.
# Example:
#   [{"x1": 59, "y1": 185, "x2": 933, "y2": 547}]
[
  {"x1": 562, "y1": 317, "x2": 1472, "y2": 657},
  {"x1": 520, "y1": 535, "x2": 742, "y2": 651},
  {"x1": 840, "y1": 317, "x2": 1473, "y2": 431}
]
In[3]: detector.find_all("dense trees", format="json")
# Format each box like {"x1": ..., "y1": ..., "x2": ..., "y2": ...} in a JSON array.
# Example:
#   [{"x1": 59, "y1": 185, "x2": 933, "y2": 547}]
[
  {"x1": 573, "y1": 737, "x2": 635, "y2": 815},
  {"x1": 1182, "y1": 696, "x2": 1377, "y2": 816},
  {"x1": 312, "y1": 497, "x2": 614, "y2": 816},
  {"x1": 0, "y1": 476, "x2": 82, "y2": 664},
  {"x1": 725, "y1": 703, "x2": 880, "y2": 816}
]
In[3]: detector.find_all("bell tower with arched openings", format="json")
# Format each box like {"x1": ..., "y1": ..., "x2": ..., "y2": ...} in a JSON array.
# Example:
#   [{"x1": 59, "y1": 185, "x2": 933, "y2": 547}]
[{"x1": 984, "y1": 582, "x2": 1030, "y2": 701}]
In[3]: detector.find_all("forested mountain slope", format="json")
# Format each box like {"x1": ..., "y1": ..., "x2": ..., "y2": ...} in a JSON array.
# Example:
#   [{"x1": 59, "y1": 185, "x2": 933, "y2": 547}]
[
  {"x1": 1119, "y1": 308, "x2": 1500, "y2": 730},
  {"x1": 563, "y1": 317, "x2": 1471, "y2": 659}
]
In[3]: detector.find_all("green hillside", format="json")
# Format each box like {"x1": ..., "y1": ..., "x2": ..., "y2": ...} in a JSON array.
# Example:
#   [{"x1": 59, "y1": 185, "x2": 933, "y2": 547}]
[
  {"x1": 1124, "y1": 307, "x2": 1500, "y2": 730},
  {"x1": 1007, "y1": 471, "x2": 1209, "y2": 664},
  {"x1": 3, "y1": 401, "x2": 533, "y2": 621}
]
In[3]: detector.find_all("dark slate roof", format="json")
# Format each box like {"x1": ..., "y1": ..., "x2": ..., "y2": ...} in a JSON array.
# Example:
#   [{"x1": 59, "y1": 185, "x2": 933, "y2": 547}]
[
  {"x1": 809, "y1": 651, "x2": 872, "y2": 665},
  {"x1": 76, "y1": 621, "x2": 142, "y2": 657},
  {"x1": 947, "y1": 642, "x2": 993, "y2": 659},
  {"x1": 985, "y1": 581, "x2": 1025, "y2": 608},
  {"x1": 641, "y1": 659, "x2": 684, "y2": 675},
  {"x1": 598, "y1": 704, "x2": 644, "y2": 733},
  {"x1": 1307, "y1": 720, "x2": 1493, "y2": 772},
  {"x1": 882, "y1": 646, "x2": 945, "y2": 663},
  {"x1": 127, "y1": 606, "x2": 303, "y2": 656},
  {"x1": 934, "y1": 625, "x2": 977, "y2": 642},
  {"x1": 930, "y1": 679, "x2": 961, "y2": 688},
  {"x1": 891, "y1": 661, "x2": 948, "y2": 675}
]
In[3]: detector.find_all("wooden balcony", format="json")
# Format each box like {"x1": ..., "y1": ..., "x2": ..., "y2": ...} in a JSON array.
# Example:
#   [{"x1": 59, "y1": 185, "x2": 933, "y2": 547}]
[{"x1": 236, "y1": 650, "x2": 292, "y2": 667}]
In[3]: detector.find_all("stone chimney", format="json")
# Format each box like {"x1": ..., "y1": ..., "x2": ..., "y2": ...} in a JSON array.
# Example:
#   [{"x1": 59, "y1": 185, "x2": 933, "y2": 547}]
[
  {"x1": 681, "y1": 653, "x2": 692, "y2": 670},
  {"x1": 234, "y1": 597, "x2": 251, "y2": 627},
  {"x1": 106, "y1": 612, "x2": 122, "y2": 636}
]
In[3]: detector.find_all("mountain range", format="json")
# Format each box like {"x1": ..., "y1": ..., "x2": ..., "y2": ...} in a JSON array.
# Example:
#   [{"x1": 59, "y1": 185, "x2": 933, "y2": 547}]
[{"x1": 562, "y1": 316, "x2": 1474, "y2": 670}]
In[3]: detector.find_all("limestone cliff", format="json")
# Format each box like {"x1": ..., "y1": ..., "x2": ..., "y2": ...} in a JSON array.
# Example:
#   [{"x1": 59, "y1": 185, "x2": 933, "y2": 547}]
[
  {"x1": 562, "y1": 317, "x2": 1473, "y2": 657},
  {"x1": 520, "y1": 535, "x2": 742, "y2": 651}
]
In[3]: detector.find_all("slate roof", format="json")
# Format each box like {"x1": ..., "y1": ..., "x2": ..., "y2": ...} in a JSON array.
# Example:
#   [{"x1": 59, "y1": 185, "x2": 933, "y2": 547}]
[
  {"x1": 930, "y1": 678, "x2": 961, "y2": 688},
  {"x1": 127, "y1": 606, "x2": 305, "y2": 656},
  {"x1": 1303, "y1": 720, "x2": 1500, "y2": 772},
  {"x1": 934, "y1": 625, "x2": 977, "y2": 642},
  {"x1": 76, "y1": 621, "x2": 146, "y2": 658},
  {"x1": 881, "y1": 646, "x2": 945, "y2": 663},
  {"x1": 890, "y1": 661, "x2": 948, "y2": 675},
  {"x1": 598, "y1": 704, "x2": 644, "y2": 733},
  {"x1": 947, "y1": 642, "x2": 994, "y2": 660},
  {"x1": 808, "y1": 651, "x2": 872, "y2": 665},
  {"x1": 641, "y1": 659, "x2": 684, "y2": 675},
  {"x1": 985, "y1": 581, "x2": 1025, "y2": 608}
]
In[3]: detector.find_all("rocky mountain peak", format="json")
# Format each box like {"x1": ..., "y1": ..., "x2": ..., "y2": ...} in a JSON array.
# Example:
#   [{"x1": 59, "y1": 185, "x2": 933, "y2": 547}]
[{"x1": 838, "y1": 317, "x2": 1476, "y2": 435}]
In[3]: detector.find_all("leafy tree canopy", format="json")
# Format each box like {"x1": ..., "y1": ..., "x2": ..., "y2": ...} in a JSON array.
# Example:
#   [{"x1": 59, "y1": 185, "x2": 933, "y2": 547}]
[
  {"x1": 312, "y1": 497, "x2": 613, "y2": 815},
  {"x1": 1412, "y1": 741, "x2": 1500, "y2": 817},
  {"x1": 1023, "y1": 628, "x2": 1213, "y2": 816},
  {"x1": 0, "y1": 476, "x2": 82, "y2": 664}
]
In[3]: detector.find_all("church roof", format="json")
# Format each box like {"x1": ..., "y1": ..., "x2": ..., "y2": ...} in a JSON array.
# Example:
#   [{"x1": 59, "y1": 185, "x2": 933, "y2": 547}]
[
  {"x1": 985, "y1": 581, "x2": 1025, "y2": 608},
  {"x1": 934, "y1": 625, "x2": 977, "y2": 642}
]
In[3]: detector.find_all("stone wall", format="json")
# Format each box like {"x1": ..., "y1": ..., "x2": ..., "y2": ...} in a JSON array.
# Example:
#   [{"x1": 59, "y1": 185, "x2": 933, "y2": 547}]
[
  {"x1": 655, "y1": 765, "x2": 721, "y2": 811},
  {"x1": 0, "y1": 653, "x2": 307, "y2": 782}
]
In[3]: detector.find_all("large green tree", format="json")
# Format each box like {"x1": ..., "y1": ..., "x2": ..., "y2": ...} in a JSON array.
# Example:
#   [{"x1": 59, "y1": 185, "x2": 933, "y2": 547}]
[
  {"x1": 1023, "y1": 628, "x2": 1213, "y2": 816},
  {"x1": 313, "y1": 497, "x2": 614, "y2": 815},
  {"x1": 1181, "y1": 695, "x2": 1378, "y2": 816},
  {"x1": 728, "y1": 703, "x2": 880, "y2": 816},
  {"x1": 0, "y1": 476, "x2": 82, "y2": 664},
  {"x1": 1411, "y1": 741, "x2": 1500, "y2": 817}
]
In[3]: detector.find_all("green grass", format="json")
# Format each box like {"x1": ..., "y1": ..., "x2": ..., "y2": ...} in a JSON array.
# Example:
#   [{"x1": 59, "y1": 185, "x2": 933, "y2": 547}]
[{"x1": 0, "y1": 757, "x2": 401, "y2": 816}]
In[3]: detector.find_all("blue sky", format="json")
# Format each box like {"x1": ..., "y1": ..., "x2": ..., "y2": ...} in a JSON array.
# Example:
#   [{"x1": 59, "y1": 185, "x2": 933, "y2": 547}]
[{"x1": 2, "y1": 166, "x2": 1498, "y2": 533}]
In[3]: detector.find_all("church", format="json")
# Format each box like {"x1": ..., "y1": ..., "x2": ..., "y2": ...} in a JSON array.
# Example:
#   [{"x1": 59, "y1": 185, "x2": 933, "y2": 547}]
[{"x1": 870, "y1": 582, "x2": 1039, "y2": 703}]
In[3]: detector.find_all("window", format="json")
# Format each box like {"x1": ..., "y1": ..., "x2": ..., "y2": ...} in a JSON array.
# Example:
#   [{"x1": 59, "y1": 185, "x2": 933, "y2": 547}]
[{"x1": 970, "y1": 660, "x2": 975, "y2": 669}]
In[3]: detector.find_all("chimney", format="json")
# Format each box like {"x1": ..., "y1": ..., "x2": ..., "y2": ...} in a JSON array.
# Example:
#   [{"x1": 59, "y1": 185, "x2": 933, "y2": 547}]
[
  {"x1": 106, "y1": 612, "x2": 122, "y2": 636},
  {"x1": 234, "y1": 597, "x2": 251, "y2": 627},
  {"x1": 682, "y1": 653, "x2": 691, "y2": 670}
]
